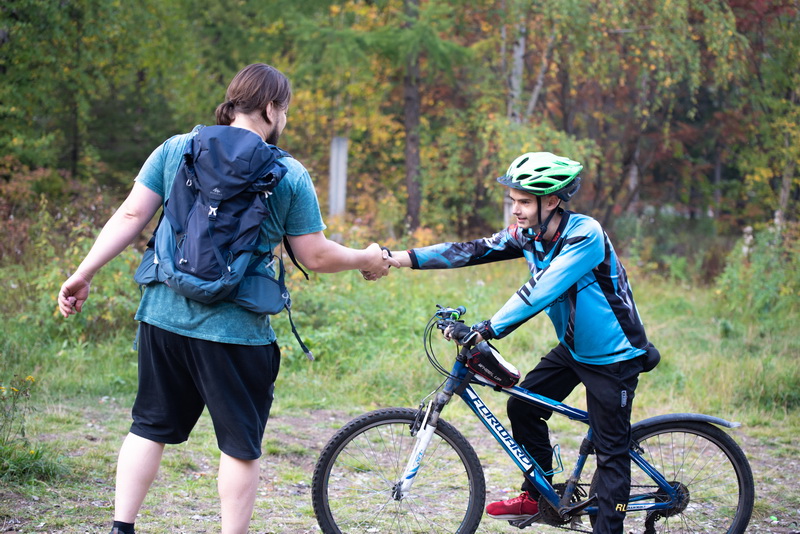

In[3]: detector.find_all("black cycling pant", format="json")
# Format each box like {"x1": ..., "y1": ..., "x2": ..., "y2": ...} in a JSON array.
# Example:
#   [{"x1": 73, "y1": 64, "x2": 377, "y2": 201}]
[{"x1": 507, "y1": 343, "x2": 644, "y2": 534}]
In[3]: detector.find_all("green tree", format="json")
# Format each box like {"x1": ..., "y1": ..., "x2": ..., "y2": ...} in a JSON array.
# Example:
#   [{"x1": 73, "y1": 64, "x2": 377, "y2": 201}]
[
  {"x1": 0, "y1": 0, "x2": 202, "y2": 183},
  {"x1": 271, "y1": 0, "x2": 473, "y2": 234},
  {"x1": 728, "y1": 0, "x2": 799, "y2": 234},
  {"x1": 2, "y1": 0, "x2": 795, "y2": 247},
  {"x1": 543, "y1": 1, "x2": 745, "y2": 228}
]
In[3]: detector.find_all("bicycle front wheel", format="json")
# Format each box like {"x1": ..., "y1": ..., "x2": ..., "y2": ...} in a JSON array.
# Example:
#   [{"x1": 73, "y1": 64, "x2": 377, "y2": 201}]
[
  {"x1": 311, "y1": 407, "x2": 486, "y2": 534},
  {"x1": 593, "y1": 420, "x2": 754, "y2": 533}
]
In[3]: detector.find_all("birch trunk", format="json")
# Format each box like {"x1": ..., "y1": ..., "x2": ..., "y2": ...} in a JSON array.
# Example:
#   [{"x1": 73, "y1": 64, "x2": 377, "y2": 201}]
[{"x1": 403, "y1": 0, "x2": 422, "y2": 232}]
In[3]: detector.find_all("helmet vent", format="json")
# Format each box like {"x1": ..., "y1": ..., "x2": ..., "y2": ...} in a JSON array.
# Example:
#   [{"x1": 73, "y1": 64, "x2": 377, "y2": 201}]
[{"x1": 516, "y1": 157, "x2": 530, "y2": 168}]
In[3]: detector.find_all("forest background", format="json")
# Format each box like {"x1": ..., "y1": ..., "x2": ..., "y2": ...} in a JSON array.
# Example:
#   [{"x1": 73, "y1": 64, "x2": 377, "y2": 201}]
[
  {"x1": 2, "y1": 0, "x2": 799, "y2": 253},
  {"x1": 1, "y1": 0, "x2": 799, "y2": 531}
]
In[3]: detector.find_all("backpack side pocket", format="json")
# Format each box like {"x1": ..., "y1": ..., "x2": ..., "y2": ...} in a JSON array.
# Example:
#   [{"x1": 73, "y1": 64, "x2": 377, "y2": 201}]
[
  {"x1": 233, "y1": 272, "x2": 288, "y2": 315},
  {"x1": 133, "y1": 247, "x2": 158, "y2": 286}
]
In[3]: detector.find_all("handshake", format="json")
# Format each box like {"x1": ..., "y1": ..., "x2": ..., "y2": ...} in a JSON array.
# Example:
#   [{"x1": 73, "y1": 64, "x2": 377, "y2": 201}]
[{"x1": 359, "y1": 244, "x2": 406, "y2": 281}]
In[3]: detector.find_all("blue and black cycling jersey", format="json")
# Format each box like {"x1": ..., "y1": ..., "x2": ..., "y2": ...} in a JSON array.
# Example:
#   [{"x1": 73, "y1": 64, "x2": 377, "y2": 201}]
[{"x1": 408, "y1": 211, "x2": 649, "y2": 365}]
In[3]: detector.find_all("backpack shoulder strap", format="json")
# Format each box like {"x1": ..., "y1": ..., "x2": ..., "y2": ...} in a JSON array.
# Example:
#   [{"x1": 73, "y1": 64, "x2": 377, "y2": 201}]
[
  {"x1": 183, "y1": 126, "x2": 202, "y2": 167},
  {"x1": 182, "y1": 124, "x2": 204, "y2": 169},
  {"x1": 283, "y1": 235, "x2": 310, "y2": 280}
]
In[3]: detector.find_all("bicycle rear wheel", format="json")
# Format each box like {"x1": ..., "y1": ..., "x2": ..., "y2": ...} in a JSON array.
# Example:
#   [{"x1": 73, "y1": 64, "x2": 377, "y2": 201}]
[
  {"x1": 592, "y1": 420, "x2": 754, "y2": 533},
  {"x1": 311, "y1": 407, "x2": 485, "y2": 534}
]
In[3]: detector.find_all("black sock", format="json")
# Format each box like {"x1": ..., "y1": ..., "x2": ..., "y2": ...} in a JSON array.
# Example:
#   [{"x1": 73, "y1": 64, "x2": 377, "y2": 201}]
[{"x1": 112, "y1": 521, "x2": 135, "y2": 534}]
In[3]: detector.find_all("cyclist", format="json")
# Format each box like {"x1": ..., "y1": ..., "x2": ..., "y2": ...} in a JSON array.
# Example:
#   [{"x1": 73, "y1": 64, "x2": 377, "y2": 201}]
[{"x1": 389, "y1": 152, "x2": 657, "y2": 533}]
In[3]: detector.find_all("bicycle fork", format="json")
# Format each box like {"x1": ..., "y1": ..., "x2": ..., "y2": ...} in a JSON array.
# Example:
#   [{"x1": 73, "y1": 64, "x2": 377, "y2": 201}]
[{"x1": 392, "y1": 390, "x2": 454, "y2": 500}]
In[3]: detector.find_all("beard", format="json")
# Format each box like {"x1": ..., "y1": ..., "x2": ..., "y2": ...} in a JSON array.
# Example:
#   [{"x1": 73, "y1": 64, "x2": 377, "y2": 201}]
[{"x1": 265, "y1": 129, "x2": 281, "y2": 146}]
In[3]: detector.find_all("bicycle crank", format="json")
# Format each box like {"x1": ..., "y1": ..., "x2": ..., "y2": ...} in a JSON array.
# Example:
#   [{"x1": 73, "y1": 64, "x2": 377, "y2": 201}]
[{"x1": 508, "y1": 484, "x2": 593, "y2": 532}]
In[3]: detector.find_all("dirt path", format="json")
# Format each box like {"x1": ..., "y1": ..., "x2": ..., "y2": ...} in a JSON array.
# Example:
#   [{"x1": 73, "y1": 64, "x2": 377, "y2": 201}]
[
  {"x1": 2, "y1": 407, "x2": 798, "y2": 533},
  {"x1": 262, "y1": 409, "x2": 800, "y2": 533}
]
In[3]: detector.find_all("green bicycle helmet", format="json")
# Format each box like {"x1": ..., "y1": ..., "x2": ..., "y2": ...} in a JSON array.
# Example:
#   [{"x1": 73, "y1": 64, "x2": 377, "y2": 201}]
[{"x1": 497, "y1": 152, "x2": 583, "y2": 201}]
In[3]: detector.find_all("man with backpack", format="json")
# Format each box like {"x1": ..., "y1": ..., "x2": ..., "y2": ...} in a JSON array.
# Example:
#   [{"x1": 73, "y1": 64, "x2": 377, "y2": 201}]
[
  {"x1": 386, "y1": 151, "x2": 658, "y2": 534},
  {"x1": 57, "y1": 63, "x2": 399, "y2": 534}
]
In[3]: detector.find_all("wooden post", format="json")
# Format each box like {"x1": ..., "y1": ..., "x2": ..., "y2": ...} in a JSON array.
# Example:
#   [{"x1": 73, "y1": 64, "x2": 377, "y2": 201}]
[
  {"x1": 329, "y1": 136, "x2": 348, "y2": 218},
  {"x1": 503, "y1": 196, "x2": 513, "y2": 227}
]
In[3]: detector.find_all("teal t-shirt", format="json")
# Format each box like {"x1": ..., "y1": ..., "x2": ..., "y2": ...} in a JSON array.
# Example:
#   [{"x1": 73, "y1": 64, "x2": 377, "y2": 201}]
[{"x1": 133, "y1": 127, "x2": 326, "y2": 345}]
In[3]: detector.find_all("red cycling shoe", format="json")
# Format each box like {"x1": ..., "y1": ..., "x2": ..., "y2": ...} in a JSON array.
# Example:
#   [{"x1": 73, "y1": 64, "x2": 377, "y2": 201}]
[{"x1": 485, "y1": 491, "x2": 539, "y2": 520}]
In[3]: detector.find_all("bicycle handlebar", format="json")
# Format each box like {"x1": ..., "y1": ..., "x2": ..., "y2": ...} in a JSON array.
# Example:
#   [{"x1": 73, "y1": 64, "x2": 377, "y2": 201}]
[
  {"x1": 434, "y1": 304, "x2": 481, "y2": 348},
  {"x1": 435, "y1": 304, "x2": 466, "y2": 322},
  {"x1": 434, "y1": 305, "x2": 466, "y2": 335}
]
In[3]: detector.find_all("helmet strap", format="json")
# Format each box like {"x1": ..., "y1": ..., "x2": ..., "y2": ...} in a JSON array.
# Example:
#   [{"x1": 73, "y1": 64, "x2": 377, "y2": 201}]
[
  {"x1": 535, "y1": 197, "x2": 561, "y2": 242},
  {"x1": 535, "y1": 196, "x2": 543, "y2": 237}
]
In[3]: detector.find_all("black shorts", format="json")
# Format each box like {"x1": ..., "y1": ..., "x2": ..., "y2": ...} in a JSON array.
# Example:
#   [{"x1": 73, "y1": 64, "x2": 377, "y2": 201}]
[{"x1": 130, "y1": 322, "x2": 281, "y2": 460}]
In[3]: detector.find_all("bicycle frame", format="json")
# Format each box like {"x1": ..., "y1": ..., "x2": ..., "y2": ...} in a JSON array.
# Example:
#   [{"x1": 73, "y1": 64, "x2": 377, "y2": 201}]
[{"x1": 397, "y1": 356, "x2": 679, "y2": 523}]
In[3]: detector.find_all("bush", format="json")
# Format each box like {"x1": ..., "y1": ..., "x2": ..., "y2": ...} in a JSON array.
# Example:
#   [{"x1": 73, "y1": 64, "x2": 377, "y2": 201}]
[
  {"x1": 0, "y1": 444, "x2": 66, "y2": 483},
  {"x1": 711, "y1": 222, "x2": 800, "y2": 412},
  {"x1": 0, "y1": 156, "x2": 123, "y2": 268},
  {"x1": 1, "y1": 196, "x2": 141, "y2": 354},
  {"x1": 715, "y1": 223, "x2": 800, "y2": 335},
  {"x1": 0, "y1": 375, "x2": 36, "y2": 446},
  {"x1": 0, "y1": 375, "x2": 66, "y2": 483},
  {"x1": 1, "y1": 157, "x2": 140, "y2": 352},
  {"x1": 733, "y1": 353, "x2": 800, "y2": 412},
  {"x1": 612, "y1": 208, "x2": 735, "y2": 284}
]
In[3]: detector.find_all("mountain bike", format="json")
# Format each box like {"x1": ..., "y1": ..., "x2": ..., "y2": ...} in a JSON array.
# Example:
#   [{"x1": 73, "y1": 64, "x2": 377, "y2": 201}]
[{"x1": 311, "y1": 305, "x2": 755, "y2": 533}]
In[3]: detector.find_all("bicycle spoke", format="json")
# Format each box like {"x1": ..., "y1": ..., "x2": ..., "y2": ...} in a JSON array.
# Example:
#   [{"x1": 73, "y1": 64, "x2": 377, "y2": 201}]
[
  {"x1": 619, "y1": 422, "x2": 753, "y2": 533},
  {"x1": 313, "y1": 409, "x2": 484, "y2": 534}
]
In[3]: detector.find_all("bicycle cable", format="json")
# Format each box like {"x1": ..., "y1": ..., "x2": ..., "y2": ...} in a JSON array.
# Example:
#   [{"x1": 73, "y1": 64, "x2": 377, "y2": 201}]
[{"x1": 423, "y1": 314, "x2": 461, "y2": 380}]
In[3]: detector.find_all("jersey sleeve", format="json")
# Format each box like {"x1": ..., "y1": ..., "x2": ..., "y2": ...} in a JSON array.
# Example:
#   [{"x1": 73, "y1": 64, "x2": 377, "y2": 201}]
[
  {"x1": 134, "y1": 143, "x2": 168, "y2": 198},
  {"x1": 489, "y1": 218, "x2": 606, "y2": 338},
  {"x1": 408, "y1": 228, "x2": 523, "y2": 269},
  {"x1": 281, "y1": 159, "x2": 326, "y2": 236}
]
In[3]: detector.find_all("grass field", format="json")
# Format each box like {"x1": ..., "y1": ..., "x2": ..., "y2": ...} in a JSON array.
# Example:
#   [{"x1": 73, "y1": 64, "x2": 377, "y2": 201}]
[{"x1": 2, "y1": 260, "x2": 799, "y2": 532}]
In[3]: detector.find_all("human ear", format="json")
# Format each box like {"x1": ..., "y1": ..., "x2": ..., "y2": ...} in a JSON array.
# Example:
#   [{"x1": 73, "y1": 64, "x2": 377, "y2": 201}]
[{"x1": 264, "y1": 101, "x2": 279, "y2": 125}]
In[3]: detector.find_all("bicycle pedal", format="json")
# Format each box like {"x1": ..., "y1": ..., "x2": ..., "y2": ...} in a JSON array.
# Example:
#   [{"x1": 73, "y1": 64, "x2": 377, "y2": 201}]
[{"x1": 508, "y1": 513, "x2": 541, "y2": 528}]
